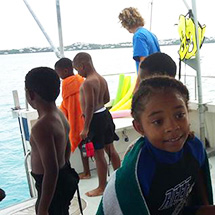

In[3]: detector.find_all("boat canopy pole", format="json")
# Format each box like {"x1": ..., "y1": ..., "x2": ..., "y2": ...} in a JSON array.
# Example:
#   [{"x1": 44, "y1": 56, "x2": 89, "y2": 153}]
[
  {"x1": 56, "y1": 0, "x2": 64, "y2": 57},
  {"x1": 23, "y1": 0, "x2": 61, "y2": 58},
  {"x1": 149, "y1": 0, "x2": 153, "y2": 31},
  {"x1": 182, "y1": 0, "x2": 206, "y2": 144},
  {"x1": 182, "y1": 0, "x2": 190, "y2": 10}
]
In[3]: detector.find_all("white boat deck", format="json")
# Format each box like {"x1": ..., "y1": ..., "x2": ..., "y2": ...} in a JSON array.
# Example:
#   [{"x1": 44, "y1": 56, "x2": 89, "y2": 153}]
[
  {"x1": 0, "y1": 117, "x2": 135, "y2": 215},
  {"x1": 0, "y1": 197, "x2": 86, "y2": 215},
  {"x1": 0, "y1": 166, "x2": 113, "y2": 215},
  {"x1": 1, "y1": 157, "x2": 215, "y2": 215},
  {"x1": 1, "y1": 116, "x2": 215, "y2": 215}
]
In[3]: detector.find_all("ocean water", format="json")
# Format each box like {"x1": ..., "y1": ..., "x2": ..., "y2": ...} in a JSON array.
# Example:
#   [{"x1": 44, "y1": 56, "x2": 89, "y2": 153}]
[{"x1": 0, "y1": 44, "x2": 215, "y2": 209}]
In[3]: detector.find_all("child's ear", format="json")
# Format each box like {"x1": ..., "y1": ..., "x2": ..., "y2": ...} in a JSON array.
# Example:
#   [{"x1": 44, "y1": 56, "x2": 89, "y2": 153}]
[
  {"x1": 64, "y1": 68, "x2": 69, "y2": 74},
  {"x1": 80, "y1": 63, "x2": 85, "y2": 70},
  {"x1": 133, "y1": 119, "x2": 144, "y2": 135},
  {"x1": 28, "y1": 90, "x2": 35, "y2": 101}
]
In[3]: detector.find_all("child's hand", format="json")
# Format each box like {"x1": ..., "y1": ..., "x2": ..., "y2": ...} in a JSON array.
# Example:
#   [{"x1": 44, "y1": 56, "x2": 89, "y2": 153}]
[
  {"x1": 0, "y1": 188, "x2": 5, "y2": 201},
  {"x1": 80, "y1": 129, "x2": 88, "y2": 140}
]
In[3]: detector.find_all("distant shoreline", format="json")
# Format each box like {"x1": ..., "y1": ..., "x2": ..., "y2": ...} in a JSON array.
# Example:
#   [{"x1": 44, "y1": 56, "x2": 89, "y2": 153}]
[{"x1": 1, "y1": 38, "x2": 214, "y2": 55}]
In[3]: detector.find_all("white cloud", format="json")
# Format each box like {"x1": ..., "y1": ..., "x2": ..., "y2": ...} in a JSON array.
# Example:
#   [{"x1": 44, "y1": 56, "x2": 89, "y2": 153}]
[{"x1": 0, "y1": 0, "x2": 214, "y2": 50}]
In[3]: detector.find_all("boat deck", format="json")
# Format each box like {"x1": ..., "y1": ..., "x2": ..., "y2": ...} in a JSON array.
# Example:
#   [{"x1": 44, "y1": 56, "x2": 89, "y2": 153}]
[
  {"x1": 0, "y1": 116, "x2": 135, "y2": 215},
  {"x1": 0, "y1": 167, "x2": 111, "y2": 215},
  {"x1": 1, "y1": 116, "x2": 215, "y2": 214},
  {"x1": 2, "y1": 197, "x2": 86, "y2": 215},
  {"x1": 1, "y1": 157, "x2": 215, "y2": 215}
]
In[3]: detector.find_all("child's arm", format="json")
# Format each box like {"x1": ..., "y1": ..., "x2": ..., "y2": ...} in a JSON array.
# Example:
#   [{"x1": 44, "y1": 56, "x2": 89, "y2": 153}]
[
  {"x1": 133, "y1": 74, "x2": 141, "y2": 94},
  {"x1": 183, "y1": 206, "x2": 215, "y2": 215},
  {"x1": 196, "y1": 206, "x2": 215, "y2": 215},
  {"x1": 133, "y1": 56, "x2": 145, "y2": 94},
  {"x1": 80, "y1": 82, "x2": 94, "y2": 140},
  {"x1": 195, "y1": 168, "x2": 210, "y2": 205},
  {"x1": 59, "y1": 103, "x2": 68, "y2": 118},
  {"x1": 34, "y1": 124, "x2": 58, "y2": 214},
  {"x1": 187, "y1": 155, "x2": 214, "y2": 215},
  {"x1": 103, "y1": 83, "x2": 110, "y2": 105},
  {"x1": 65, "y1": 138, "x2": 71, "y2": 162}
]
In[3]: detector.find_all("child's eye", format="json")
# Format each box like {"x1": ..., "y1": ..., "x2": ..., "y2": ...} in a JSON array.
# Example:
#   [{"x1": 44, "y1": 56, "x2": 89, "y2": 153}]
[
  {"x1": 175, "y1": 112, "x2": 186, "y2": 119},
  {"x1": 152, "y1": 119, "x2": 163, "y2": 125}
]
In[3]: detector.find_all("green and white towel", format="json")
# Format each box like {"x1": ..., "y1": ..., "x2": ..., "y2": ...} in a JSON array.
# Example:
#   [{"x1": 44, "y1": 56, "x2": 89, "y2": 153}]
[{"x1": 96, "y1": 136, "x2": 213, "y2": 215}]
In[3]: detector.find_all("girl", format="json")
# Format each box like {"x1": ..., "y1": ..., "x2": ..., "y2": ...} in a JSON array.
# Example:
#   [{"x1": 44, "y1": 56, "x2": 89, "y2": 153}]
[{"x1": 97, "y1": 76, "x2": 214, "y2": 215}]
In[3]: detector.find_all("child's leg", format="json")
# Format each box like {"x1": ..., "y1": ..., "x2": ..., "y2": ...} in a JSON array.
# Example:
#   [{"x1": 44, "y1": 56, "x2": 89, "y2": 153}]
[
  {"x1": 104, "y1": 143, "x2": 121, "y2": 170},
  {"x1": 85, "y1": 149, "x2": 107, "y2": 197},
  {"x1": 78, "y1": 144, "x2": 91, "y2": 179}
]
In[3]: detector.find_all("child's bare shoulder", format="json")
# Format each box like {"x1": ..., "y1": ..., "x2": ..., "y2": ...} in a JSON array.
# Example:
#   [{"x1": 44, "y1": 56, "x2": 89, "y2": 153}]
[
  {"x1": 81, "y1": 78, "x2": 95, "y2": 89},
  {"x1": 32, "y1": 114, "x2": 58, "y2": 138}
]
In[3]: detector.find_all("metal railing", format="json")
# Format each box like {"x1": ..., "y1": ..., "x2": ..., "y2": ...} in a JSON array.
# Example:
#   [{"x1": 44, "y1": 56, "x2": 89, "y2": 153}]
[
  {"x1": 181, "y1": 74, "x2": 215, "y2": 102},
  {"x1": 102, "y1": 72, "x2": 215, "y2": 103}
]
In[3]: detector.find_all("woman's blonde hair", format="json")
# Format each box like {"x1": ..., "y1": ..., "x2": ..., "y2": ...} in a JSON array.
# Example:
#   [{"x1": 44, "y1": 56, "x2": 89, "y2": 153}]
[{"x1": 119, "y1": 7, "x2": 144, "y2": 29}]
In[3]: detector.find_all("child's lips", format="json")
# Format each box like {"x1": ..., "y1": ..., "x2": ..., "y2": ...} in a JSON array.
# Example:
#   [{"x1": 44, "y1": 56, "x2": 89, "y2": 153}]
[{"x1": 164, "y1": 135, "x2": 183, "y2": 143}]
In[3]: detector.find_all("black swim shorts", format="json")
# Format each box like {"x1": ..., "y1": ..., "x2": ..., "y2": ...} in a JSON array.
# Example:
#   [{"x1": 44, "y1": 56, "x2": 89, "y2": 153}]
[
  {"x1": 88, "y1": 109, "x2": 119, "y2": 150},
  {"x1": 31, "y1": 162, "x2": 79, "y2": 215}
]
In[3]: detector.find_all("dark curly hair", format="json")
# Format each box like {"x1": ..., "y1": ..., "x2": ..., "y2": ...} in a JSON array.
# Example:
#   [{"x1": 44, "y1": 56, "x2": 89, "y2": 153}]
[
  {"x1": 131, "y1": 76, "x2": 189, "y2": 122},
  {"x1": 25, "y1": 67, "x2": 60, "y2": 102},
  {"x1": 55, "y1": 57, "x2": 73, "y2": 69},
  {"x1": 139, "y1": 52, "x2": 177, "y2": 79}
]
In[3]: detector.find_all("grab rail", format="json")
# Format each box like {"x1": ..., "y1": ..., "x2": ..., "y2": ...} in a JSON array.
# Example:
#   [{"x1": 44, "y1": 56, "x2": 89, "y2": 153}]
[
  {"x1": 181, "y1": 74, "x2": 215, "y2": 101},
  {"x1": 103, "y1": 72, "x2": 215, "y2": 103},
  {"x1": 24, "y1": 150, "x2": 37, "y2": 198}
]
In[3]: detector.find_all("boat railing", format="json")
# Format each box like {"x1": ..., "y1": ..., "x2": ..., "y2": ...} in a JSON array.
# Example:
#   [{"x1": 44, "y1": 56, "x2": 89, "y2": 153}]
[
  {"x1": 24, "y1": 150, "x2": 37, "y2": 197},
  {"x1": 102, "y1": 71, "x2": 136, "y2": 77},
  {"x1": 102, "y1": 72, "x2": 215, "y2": 104},
  {"x1": 180, "y1": 74, "x2": 215, "y2": 102}
]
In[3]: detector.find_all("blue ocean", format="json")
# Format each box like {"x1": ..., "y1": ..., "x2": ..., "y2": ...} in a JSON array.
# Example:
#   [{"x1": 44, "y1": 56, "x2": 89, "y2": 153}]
[{"x1": 0, "y1": 44, "x2": 215, "y2": 209}]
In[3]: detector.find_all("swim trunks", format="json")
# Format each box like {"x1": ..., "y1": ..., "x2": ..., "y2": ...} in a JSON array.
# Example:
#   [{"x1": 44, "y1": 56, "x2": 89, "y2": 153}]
[
  {"x1": 31, "y1": 162, "x2": 79, "y2": 215},
  {"x1": 88, "y1": 108, "x2": 119, "y2": 150}
]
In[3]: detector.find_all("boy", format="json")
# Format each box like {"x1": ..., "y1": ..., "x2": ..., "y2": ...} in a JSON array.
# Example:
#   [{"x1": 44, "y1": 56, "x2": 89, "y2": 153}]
[
  {"x1": 55, "y1": 57, "x2": 91, "y2": 179},
  {"x1": 73, "y1": 52, "x2": 121, "y2": 197},
  {"x1": 25, "y1": 67, "x2": 79, "y2": 215},
  {"x1": 119, "y1": 7, "x2": 160, "y2": 73},
  {"x1": 125, "y1": 52, "x2": 177, "y2": 155},
  {"x1": 134, "y1": 52, "x2": 177, "y2": 93}
]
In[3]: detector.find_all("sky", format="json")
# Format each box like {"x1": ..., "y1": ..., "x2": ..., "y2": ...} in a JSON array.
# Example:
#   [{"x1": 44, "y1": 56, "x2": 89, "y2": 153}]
[{"x1": 0, "y1": 0, "x2": 215, "y2": 50}]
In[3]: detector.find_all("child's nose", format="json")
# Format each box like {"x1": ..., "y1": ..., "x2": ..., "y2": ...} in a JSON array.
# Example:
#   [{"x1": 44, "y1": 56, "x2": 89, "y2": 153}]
[{"x1": 164, "y1": 118, "x2": 180, "y2": 133}]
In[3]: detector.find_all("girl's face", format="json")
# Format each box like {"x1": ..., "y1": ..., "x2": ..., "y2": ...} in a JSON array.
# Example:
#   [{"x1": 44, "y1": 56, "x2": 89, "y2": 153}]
[{"x1": 133, "y1": 91, "x2": 190, "y2": 152}]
